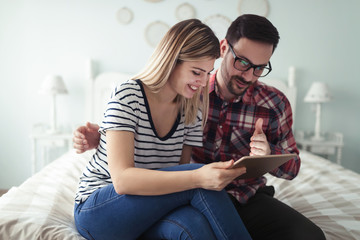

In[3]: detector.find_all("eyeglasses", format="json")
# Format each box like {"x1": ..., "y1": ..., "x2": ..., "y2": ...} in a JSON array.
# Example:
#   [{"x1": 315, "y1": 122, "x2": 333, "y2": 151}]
[{"x1": 227, "y1": 42, "x2": 272, "y2": 77}]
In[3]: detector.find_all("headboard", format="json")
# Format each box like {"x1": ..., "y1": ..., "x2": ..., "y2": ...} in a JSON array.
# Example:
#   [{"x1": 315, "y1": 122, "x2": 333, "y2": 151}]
[
  {"x1": 86, "y1": 60, "x2": 133, "y2": 124},
  {"x1": 86, "y1": 60, "x2": 297, "y2": 127}
]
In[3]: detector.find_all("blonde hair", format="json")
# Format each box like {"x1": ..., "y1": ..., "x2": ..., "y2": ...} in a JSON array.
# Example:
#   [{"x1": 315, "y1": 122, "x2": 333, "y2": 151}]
[{"x1": 133, "y1": 19, "x2": 220, "y2": 126}]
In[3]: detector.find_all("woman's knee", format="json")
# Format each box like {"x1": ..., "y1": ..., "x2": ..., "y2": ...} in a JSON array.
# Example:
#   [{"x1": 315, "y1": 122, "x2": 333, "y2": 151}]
[{"x1": 141, "y1": 206, "x2": 216, "y2": 240}]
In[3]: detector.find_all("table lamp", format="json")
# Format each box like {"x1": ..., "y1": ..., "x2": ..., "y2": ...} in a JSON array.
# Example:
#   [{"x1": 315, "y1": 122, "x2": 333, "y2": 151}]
[
  {"x1": 39, "y1": 75, "x2": 68, "y2": 134},
  {"x1": 304, "y1": 82, "x2": 331, "y2": 141}
]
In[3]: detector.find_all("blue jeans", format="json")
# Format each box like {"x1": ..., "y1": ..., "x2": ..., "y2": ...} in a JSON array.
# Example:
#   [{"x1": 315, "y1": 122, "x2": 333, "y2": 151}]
[{"x1": 74, "y1": 163, "x2": 251, "y2": 240}]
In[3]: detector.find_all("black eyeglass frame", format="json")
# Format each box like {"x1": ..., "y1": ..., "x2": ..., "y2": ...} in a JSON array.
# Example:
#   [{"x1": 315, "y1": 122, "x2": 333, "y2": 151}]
[{"x1": 227, "y1": 41, "x2": 272, "y2": 78}]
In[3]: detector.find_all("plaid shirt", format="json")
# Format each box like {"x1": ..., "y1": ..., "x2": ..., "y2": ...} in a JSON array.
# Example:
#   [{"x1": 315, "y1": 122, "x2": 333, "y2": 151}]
[{"x1": 192, "y1": 72, "x2": 300, "y2": 204}]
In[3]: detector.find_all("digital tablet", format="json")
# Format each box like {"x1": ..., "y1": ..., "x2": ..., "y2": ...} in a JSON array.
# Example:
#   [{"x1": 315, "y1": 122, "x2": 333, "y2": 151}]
[{"x1": 231, "y1": 153, "x2": 297, "y2": 179}]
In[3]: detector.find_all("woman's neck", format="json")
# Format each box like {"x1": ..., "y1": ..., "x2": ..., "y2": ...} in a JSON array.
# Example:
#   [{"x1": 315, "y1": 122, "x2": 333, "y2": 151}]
[{"x1": 144, "y1": 82, "x2": 178, "y2": 104}]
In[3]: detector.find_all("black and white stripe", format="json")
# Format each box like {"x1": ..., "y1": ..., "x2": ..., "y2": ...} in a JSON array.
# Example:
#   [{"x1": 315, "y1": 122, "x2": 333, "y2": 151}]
[{"x1": 75, "y1": 79, "x2": 203, "y2": 203}]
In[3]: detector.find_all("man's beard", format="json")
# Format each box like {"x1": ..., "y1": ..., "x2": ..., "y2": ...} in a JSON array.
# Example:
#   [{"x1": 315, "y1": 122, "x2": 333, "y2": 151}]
[{"x1": 227, "y1": 75, "x2": 252, "y2": 96}]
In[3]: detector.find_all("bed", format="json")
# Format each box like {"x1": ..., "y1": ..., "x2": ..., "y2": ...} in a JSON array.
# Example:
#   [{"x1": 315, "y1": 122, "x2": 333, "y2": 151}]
[{"x1": 0, "y1": 62, "x2": 359, "y2": 240}]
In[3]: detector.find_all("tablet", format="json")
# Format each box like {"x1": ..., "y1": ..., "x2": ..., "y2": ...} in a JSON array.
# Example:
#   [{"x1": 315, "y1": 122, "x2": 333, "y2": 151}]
[{"x1": 231, "y1": 153, "x2": 297, "y2": 179}]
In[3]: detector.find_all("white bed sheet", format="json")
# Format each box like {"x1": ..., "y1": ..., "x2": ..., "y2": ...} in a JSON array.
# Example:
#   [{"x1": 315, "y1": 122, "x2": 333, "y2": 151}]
[
  {"x1": 0, "y1": 149, "x2": 359, "y2": 240},
  {"x1": 267, "y1": 150, "x2": 360, "y2": 239},
  {"x1": 0, "y1": 150, "x2": 89, "y2": 240}
]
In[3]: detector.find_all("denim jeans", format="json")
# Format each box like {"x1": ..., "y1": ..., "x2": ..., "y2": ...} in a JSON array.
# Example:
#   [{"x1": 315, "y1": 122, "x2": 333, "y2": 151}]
[{"x1": 74, "y1": 163, "x2": 251, "y2": 240}]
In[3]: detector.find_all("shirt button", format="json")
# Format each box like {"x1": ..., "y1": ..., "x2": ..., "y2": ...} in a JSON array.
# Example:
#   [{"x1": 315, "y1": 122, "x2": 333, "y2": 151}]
[{"x1": 219, "y1": 125, "x2": 223, "y2": 129}]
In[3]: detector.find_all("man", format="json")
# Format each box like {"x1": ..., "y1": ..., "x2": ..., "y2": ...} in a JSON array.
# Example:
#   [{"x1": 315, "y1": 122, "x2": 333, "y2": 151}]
[{"x1": 73, "y1": 14, "x2": 325, "y2": 239}]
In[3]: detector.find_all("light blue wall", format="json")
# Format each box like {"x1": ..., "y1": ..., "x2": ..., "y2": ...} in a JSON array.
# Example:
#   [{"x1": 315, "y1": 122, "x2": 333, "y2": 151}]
[
  {"x1": 0, "y1": 0, "x2": 359, "y2": 188},
  {"x1": 268, "y1": 0, "x2": 360, "y2": 172}
]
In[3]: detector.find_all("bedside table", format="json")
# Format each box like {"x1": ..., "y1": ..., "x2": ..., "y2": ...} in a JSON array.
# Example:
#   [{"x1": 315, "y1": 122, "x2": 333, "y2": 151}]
[
  {"x1": 30, "y1": 132, "x2": 73, "y2": 175},
  {"x1": 295, "y1": 131, "x2": 344, "y2": 164}
]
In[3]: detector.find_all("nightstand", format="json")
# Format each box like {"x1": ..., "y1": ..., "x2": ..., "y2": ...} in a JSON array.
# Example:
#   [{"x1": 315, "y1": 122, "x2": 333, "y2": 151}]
[
  {"x1": 30, "y1": 131, "x2": 73, "y2": 175},
  {"x1": 295, "y1": 131, "x2": 344, "y2": 164}
]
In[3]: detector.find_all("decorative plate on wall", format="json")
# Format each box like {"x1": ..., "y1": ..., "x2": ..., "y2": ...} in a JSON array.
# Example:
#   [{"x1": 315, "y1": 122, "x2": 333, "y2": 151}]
[
  {"x1": 144, "y1": 21, "x2": 170, "y2": 47},
  {"x1": 144, "y1": 0, "x2": 164, "y2": 2},
  {"x1": 238, "y1": 0, "x2": 269, "y2": 17},
  {"x1": 204, "y1": 14, "x2": 232, "y2": 40},
  {"x1": 175, "y1": 3, "x2": 196, "y2": 21},
  {"x1": 116, "y1": 7, "x2": 134, "y2": 25}
]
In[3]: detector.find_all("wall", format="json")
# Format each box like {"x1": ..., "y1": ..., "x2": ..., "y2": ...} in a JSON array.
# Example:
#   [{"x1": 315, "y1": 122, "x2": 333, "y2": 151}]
[
  {"x1": 269, "y1": 0, "x2": 360, "y2": 171},
  {"x1": 0, "y1": 0, "x2": 359, "y2": 188}
]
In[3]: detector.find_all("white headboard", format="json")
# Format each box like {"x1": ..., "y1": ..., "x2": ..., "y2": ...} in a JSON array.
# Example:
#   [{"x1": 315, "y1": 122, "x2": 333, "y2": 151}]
[
  {"x1": 86, "y1": 60, "x2": 133, "y2": 124},
  {"x1": 86, "y1": 60, "x2": 297, "y2": 127}
]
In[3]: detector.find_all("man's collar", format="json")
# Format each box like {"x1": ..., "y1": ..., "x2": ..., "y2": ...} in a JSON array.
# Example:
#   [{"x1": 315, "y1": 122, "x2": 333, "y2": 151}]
[{"x1": 209, "y1": 71, "x2": 217, "y2": 94}]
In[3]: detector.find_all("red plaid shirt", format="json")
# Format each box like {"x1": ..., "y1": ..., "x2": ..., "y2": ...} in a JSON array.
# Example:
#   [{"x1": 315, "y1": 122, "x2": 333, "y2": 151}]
[{"x1": 192, "y1": 72, "x2": 300, "y2": 204}]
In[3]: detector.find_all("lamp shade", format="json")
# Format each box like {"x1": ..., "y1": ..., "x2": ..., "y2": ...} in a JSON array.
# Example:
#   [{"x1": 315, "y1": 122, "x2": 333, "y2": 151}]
[
  {"x1": 304, "y1": 82, "x2": 331, "y2": 103},
  {"x1": 39, "y1": 75, "x2": 68, "y2": 95}
]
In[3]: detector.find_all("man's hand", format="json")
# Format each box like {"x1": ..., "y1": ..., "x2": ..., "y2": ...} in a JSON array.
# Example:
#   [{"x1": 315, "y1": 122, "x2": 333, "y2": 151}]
[
  {"x1": 73, "y1": 122, "x2": 101, "y2": 154},
  {"x1": 250, "y1": 118, "x2": 271, "y2": 156}
]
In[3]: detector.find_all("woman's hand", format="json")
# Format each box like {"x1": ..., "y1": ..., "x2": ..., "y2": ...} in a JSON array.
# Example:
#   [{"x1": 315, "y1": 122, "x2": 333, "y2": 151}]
[{"x1": 193, "y1": 161, "x2": 246, "y2": 191}]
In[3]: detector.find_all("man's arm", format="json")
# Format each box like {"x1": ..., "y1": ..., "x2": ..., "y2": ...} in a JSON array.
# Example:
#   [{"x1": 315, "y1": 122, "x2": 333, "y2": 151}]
[
  {"x1": 267, "y1": 101, "x2": 300, "y2": 179},
  {"x1": 73, "y1": 122, "x2": 101, "y2": 153}
]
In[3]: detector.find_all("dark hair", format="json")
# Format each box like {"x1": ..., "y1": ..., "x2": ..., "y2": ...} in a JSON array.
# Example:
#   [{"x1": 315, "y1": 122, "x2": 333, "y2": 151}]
[{"x1": 225, "y1": 14, "x2": 280, "y2": 52}]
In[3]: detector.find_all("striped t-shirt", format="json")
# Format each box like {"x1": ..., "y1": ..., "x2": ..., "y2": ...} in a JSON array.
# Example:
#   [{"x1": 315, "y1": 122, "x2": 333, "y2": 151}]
[{"x1": 75, "y1": 79, "x2": 203, "y2": 204}]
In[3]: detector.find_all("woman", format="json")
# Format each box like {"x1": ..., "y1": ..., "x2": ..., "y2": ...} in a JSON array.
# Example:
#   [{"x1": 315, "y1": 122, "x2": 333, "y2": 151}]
[{"x1": 74, "y1": 19, "x2": 251, "y2": 240}]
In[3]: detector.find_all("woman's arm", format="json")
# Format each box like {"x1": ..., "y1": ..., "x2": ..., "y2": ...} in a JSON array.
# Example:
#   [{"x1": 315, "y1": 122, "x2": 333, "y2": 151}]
[{"x1": 107, "y1": 130, "x2": 247, "y2": 196}]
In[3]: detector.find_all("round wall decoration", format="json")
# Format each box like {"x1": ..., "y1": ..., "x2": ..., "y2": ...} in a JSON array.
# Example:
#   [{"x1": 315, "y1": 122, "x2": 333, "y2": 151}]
[
  {"x1": 144, "y1": 0, "x2": 164, "y2": 2},
  {"x1": 175, "y1": 3, "x2": 196, "y2": 21},
  {"x1": 238, "y1": 0, "x2": 269, "y2": 17},
  {"x1": 144, "y1": 21, "x2": 170, "y2": 48},
  {"x1": 204, "y1": 14, "x2": 232, "y2": 40},
  {"x1": 116, "y1": 7, "x2": 133, "y2": 25}
]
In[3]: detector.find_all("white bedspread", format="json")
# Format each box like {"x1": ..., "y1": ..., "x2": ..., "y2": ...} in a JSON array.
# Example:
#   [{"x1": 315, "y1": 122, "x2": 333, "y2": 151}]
[
  {"x1": 267, "y1": 150, "x2": 360, "y2": 240},
  {"x1": 0, "y1": 150, "x2": 89, "y2": 240},
  {"x1": 0, "y1": 149, "x2": 359, "y2": 239}
]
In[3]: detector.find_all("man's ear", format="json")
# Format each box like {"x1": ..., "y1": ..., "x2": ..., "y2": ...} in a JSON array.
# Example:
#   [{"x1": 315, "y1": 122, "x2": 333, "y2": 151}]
[{"x1": 219, "y1": 39, "x2": 228, "y2": 58}]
